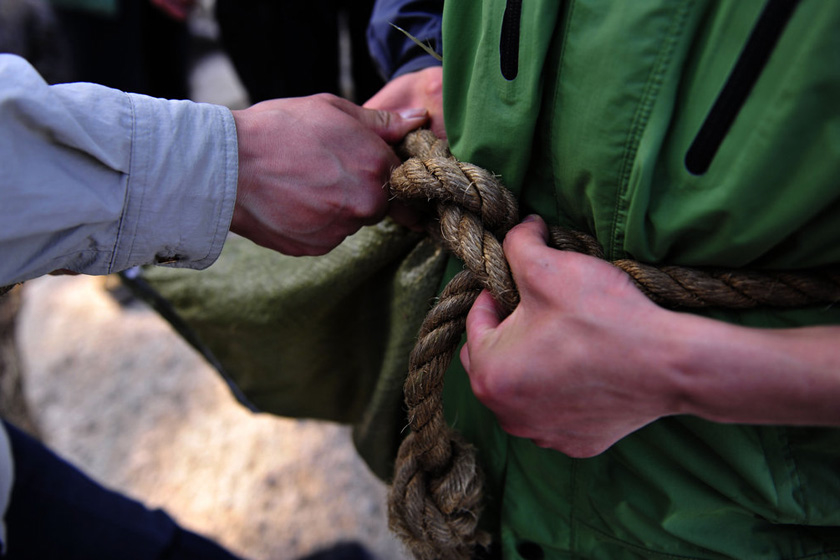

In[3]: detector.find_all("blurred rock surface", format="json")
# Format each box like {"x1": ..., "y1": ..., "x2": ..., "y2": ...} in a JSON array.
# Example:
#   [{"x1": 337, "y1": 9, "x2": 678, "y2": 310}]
[{"x1": 17, "y1": 275, "x2": 409, "y2": 560}]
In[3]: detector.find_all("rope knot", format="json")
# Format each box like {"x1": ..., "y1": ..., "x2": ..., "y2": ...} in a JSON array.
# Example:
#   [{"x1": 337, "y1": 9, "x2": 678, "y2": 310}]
[{"x1": 388, "y1": 428, "x2": 489, "y2": 560}]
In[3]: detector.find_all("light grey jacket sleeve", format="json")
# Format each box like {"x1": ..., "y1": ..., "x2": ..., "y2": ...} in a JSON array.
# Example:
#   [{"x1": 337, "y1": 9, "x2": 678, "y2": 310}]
[{"x1": 0, "y1": 54, "x2": 238, "y2": 286}]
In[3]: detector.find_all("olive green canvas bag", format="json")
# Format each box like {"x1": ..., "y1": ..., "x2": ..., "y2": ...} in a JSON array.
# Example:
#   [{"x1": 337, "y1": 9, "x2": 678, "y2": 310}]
[{"x1": 125, "y1": 219, "x2": 447, "y2": 478}]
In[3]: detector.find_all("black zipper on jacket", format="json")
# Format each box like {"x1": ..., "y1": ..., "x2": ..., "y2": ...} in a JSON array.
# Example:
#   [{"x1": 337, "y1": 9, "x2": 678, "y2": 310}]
[
  {"x1": 684, "y1": 0, "x2": 801, "y2": 175},
  {"x1": 500, "y1": 0, "x2": 523, "y2": 80}
]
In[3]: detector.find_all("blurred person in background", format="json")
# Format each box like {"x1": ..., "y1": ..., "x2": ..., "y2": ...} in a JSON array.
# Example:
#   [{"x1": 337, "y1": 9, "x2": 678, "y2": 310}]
[
  {"x1": 45, "y1": 0, "x2": 192, "y2": 98},
  {"x1": 214, "y1": 0, "x2": 383, "y2": 105}
]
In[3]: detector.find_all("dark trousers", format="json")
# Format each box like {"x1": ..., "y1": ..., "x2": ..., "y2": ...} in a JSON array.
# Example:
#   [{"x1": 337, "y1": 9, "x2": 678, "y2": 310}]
[{"x1": 2, "y1": 421, "x2": 243, "y2": 560}]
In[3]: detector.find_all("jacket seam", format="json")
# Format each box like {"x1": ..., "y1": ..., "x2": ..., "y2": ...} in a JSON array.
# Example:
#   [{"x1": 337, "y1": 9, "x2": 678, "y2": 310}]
[
  {"x1": 608, "y1": 1, "x2": 694, "y2": 260},
  {"x1": 108, "y1": 92, "x2": 137, "y2": 274},
  {"x1": 780, "y1": 426, "x2": 808, "y2": 525},
  {"x1": 568, "y1": 457, "x2": 579, "y2": 558},
  {"x1": 549, "y1": 0, "x2": 576, "y2": 231}
]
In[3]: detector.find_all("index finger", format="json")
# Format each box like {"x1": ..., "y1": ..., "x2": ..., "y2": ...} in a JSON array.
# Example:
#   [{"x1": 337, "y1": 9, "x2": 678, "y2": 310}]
[
  {"x1": 503, "y1": 215, "x2": 551, "y2": 265},
  {"x1": 462, "y1": 289, "x2": 503, "y2": 374},
  {"x1": 465, "y1": 289, "x2": 503, "y2": 342},
  {"x1": 501, "y1": 215, "x2": 555, "y2": 301}
]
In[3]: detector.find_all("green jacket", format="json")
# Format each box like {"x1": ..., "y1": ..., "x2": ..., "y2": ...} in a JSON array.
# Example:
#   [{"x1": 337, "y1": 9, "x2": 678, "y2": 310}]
[{"x1": 440, "y1": 1, "x2": 840, "y2": 558}]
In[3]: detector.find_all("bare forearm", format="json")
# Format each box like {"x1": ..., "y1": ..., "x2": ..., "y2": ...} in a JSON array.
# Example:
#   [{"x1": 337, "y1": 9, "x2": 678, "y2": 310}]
[{"x1": 667, "y1": 313, "x2": 840, "y2": 426}]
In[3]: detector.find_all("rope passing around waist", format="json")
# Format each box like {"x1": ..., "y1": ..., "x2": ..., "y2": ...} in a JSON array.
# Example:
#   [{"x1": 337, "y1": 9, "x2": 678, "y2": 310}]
[{"x1": 385, "y1": 129, "x2": 840, "y2": 560}]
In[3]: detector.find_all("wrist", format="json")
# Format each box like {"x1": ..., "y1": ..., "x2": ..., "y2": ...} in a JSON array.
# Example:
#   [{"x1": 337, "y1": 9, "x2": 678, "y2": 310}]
[
  {"x1": 229, "y1": 108, "x2": 255, "y2": 237},
  {"x1": 627, "y1": 307, "x2": 701, "y2": 421},
  {"x1": 660, "y1": 311, "x2": 716, "y2": 419},
  {"x1": 658, "y1": 311, "x2": 740, "y2": 421}
]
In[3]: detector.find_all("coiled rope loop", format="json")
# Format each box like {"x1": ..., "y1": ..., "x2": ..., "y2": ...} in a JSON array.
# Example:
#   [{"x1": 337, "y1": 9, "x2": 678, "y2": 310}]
[{"x1": 385, "y1": 129, "x2": 840, "y2": 560}]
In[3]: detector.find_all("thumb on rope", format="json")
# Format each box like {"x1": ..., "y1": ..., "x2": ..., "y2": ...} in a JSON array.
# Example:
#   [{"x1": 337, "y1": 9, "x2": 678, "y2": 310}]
[
  {"x1": 341, "y1": 100, "x2": 429, "y2": 145},
  {"x1": 461, "y1": 290, "x2": 502, "y2": 374},
  {"x1": 504, "y1": 214, "x2": 551, "y2": 252},
  {"x1": 499, "y1": 214, "x2": 557, "y2": 304}
]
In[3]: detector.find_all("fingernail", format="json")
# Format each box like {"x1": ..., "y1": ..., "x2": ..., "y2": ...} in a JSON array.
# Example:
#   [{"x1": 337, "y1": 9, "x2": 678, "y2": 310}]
[
  {"x1": 523, "y1": 214, "x2": 540, "y2": 223},
  {"x1": 398, "y1": 108, "x2": 428, "y2": 120}
]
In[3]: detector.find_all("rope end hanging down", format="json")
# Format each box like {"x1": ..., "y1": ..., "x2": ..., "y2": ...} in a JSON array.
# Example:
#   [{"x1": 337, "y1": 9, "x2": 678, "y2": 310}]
[
  {"x1": 386, "y1": 268, "x2": 489, "y2": 560},
  {"x1": 386, "y1": 128, "x2": 512, "y2": 559},
  {"x1": 388, "y1": 427, "x2": 491, "y2": 560}
]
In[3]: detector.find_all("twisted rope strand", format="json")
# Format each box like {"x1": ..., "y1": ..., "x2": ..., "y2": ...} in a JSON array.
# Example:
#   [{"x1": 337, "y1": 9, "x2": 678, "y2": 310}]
[
  {"x1": 386, "y1": 130, "x2": 840, "y2": 560},
  {"x1": 388, "y1": 270, "x2": 487, "y2": 560}
]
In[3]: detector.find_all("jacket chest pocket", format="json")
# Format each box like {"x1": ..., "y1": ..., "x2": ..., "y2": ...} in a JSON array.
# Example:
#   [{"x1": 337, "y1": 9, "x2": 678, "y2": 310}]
[
  {"x1": 685, "y1": 0, "x2": 801, "y2": 175},
  {"x1": 500, "y1": 0, "x2": 523, "y2": 80}
]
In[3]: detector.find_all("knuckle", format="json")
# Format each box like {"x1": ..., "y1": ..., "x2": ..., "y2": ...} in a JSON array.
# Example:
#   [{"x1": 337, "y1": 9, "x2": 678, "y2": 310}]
[
  {"x1": 350, "y1": 187, "x2": 388, "y2": 221},
  {"x1": 306, "y1": 93, "x2": 342, "y2": 115},
  {"x1": 312, "y1": 92, "x2": 338, "y2": 104},
  {"x1": 424, "y1": 74, "x2": 443, "y2": 97},
  {"x1": 469, "y1": 362, "x2": 514, "y2": 406},
  {"x1": 514, "y1": 255, "x2": 553, "y2": 288},
  {"x1": 469, "y1": 371, "x2": 493, "y2": 403},
  {"x1": 505, "y1": 229, "x2": 545, "y2": 260},
  {"x1": 373, "y1": 108, "x2": 393, "y2": 130}
]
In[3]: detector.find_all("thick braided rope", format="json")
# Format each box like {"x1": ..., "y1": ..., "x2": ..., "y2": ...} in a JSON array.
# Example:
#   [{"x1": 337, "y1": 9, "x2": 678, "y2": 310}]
[{"x1": 387, "y1": 130, "x2": 840, "y2": 560}]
